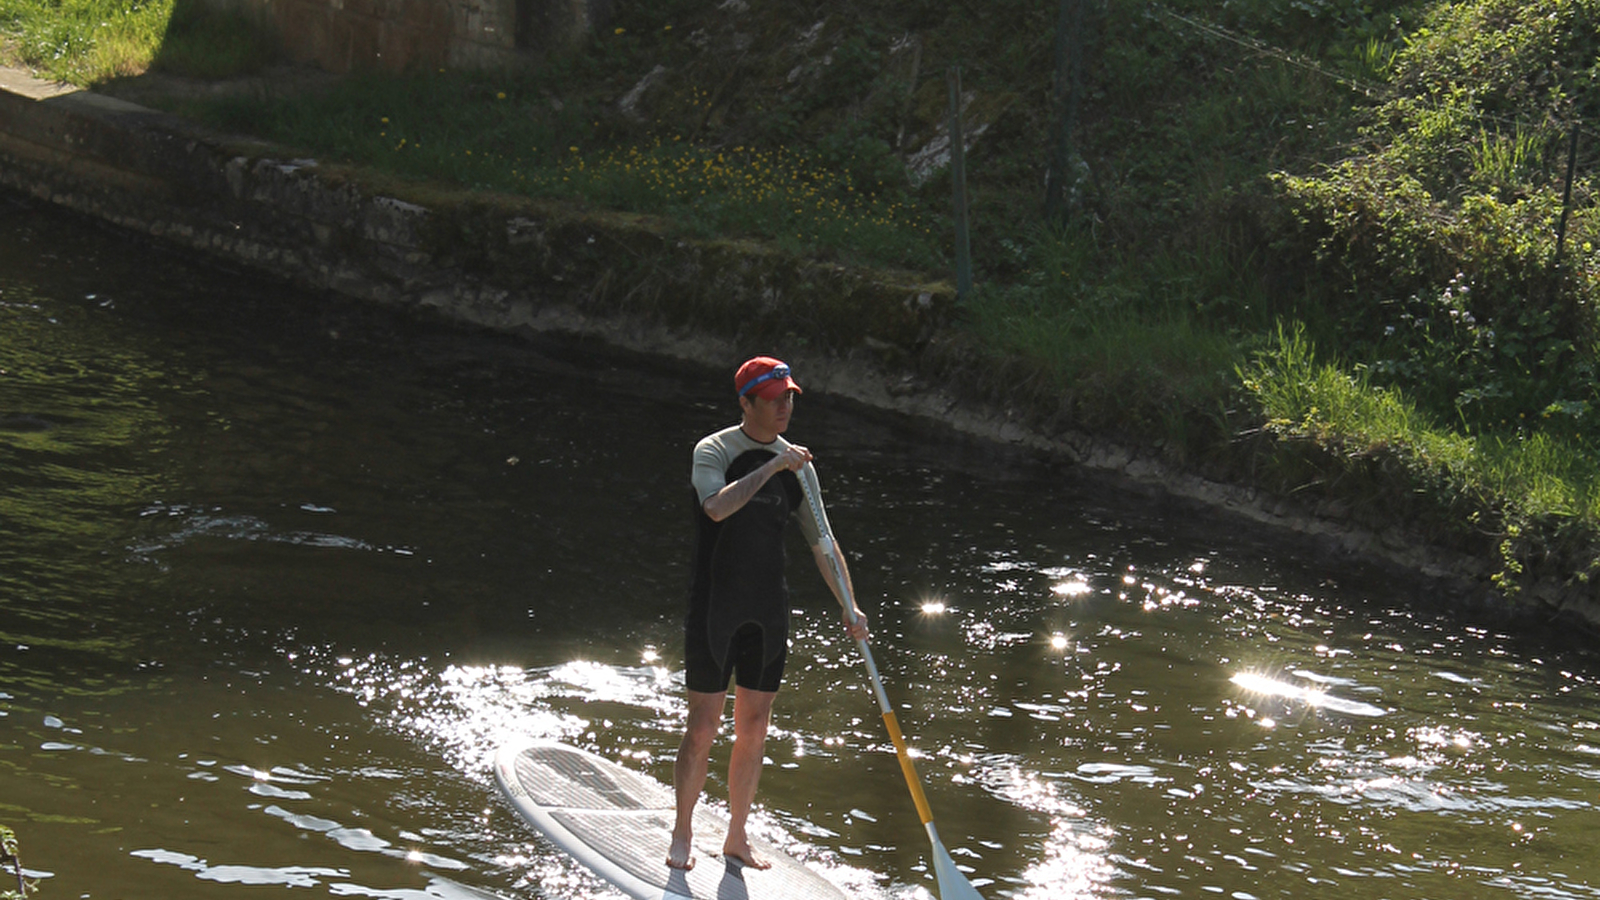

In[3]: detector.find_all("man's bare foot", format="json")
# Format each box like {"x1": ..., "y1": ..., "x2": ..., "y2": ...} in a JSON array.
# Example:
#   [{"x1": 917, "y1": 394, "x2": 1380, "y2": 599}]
[
  {"x1": 722, "y1": 842, "x2": 772, "y2": 870},
  {"x1": 666, "y1": 831, "x2": 696, "y2": 871}
]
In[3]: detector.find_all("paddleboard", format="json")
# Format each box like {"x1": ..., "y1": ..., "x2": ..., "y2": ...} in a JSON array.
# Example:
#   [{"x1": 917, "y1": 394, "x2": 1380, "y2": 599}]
[{"x1": 493, "y1": 740, "x2": 850, "y2": 900}]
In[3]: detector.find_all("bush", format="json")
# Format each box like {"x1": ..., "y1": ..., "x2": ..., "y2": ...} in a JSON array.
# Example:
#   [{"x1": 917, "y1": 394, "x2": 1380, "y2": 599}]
[{"x1": 1273, "y1": 0, "x2": 1600, "y2": 441}]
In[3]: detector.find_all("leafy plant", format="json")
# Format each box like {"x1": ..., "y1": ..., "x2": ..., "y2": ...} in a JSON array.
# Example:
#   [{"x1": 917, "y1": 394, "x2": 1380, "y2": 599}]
[{"x1": 0, "y1": 825, "x2": 33, "y2": 900}]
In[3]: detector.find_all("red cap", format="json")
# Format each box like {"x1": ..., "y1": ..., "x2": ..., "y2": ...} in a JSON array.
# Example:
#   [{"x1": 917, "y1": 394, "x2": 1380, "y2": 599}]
[{"x1": 735, "y1": 356, "x2": 802, "y2": 400}]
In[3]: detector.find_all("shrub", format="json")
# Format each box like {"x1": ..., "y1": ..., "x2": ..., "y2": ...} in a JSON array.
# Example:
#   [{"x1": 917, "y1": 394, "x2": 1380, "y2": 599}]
[{"x1": 1273, "y1": 0, "x2": 1600, "y2": 441}]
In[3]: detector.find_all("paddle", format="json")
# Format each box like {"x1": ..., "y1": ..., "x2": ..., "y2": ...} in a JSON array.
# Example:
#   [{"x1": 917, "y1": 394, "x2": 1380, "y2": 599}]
[{"x1": 797, "y1": 464, "x2": 985, "y2": 900}]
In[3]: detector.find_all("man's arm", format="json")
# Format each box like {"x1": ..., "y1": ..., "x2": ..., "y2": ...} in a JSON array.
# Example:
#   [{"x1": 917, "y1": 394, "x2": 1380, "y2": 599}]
[
  {"x1": 812, "y1": 539, "x2": 870, "y2": 641},
  {"x1": 701, "y1": 443, "x2": 812, "y2": 522}
]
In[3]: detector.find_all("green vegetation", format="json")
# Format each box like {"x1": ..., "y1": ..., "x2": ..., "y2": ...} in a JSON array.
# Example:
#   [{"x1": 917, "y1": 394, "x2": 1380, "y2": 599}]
[
  {"x1": 1242, "y1": 324, "x2": 1600, "y2": 591},
  {"x1": 183, "y1": 71, "x2": 943, "y2": 269},
  {"x1": 0, "y1": 0, "x2": 272, "y2": 83},
  {"x1": 1, "y1": 825, "x2": 31, "y2": 900},
  {"x1": 0, "y1": 0, "x2": 171, "y2": 82},
  {"x1": 6, "y1": 0, "x2": 1600, "y2": 601}
]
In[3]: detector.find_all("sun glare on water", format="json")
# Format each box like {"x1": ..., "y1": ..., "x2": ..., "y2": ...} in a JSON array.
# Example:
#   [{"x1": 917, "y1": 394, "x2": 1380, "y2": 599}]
[{"x1": 1230, "y1": 670, "x2": 1387, "y2": 718}]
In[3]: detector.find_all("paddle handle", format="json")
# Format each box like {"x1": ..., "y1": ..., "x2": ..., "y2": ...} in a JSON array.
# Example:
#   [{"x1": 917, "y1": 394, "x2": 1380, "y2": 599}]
[{"x1": 798, "y1": 465, "x2": 937, "y2": 827}]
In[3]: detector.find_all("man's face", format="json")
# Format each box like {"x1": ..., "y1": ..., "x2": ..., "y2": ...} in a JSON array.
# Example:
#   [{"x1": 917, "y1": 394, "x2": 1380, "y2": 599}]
[{"x1": 741, "y1": 390, "x2": 795, "y2": 436}]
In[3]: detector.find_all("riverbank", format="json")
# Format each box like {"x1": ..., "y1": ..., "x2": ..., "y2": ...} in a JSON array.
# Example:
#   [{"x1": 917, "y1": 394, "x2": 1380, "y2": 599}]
[{"x1": 0, "y1": 63, "x2": 1589, "y2": 630}]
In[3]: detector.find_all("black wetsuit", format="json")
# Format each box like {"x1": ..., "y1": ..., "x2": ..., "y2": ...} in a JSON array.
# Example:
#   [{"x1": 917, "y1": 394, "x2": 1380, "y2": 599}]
[{"x1": 685, "y1": 427, "x2": 816, "y2": 692}]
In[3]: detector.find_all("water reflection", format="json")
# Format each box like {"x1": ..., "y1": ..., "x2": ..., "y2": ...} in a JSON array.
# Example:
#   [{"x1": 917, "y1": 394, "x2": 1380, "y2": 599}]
[
  {"x1": 324, "y1": 651, "x2": 901, "y2": 900},
  {"x1": 1229, "y1": 670, "x2": 1388, "y2": 718}
]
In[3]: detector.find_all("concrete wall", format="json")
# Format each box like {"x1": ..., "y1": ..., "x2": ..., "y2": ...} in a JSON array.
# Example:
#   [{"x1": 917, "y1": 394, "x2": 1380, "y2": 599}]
[{"x1": 210, "y1": 0, "x2": 611, "y2": 72}]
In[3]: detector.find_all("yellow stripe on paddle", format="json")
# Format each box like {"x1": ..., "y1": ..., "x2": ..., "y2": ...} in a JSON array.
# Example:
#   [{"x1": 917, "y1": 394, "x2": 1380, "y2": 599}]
[{"x1": 881, "y1": 710, "x2": 935, "y2": 825}]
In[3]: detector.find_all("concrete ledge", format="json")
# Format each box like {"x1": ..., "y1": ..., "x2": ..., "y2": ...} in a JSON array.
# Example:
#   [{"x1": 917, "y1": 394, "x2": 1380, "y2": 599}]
[{"x1": 0, "y1": 68, "x2": 77, "y2": 101}]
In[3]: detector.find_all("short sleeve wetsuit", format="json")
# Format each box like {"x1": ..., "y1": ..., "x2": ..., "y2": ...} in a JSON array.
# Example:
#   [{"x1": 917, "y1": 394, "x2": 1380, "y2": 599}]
[{"x1": 685, "y1": 425, "x2": 823, "y2": 693}]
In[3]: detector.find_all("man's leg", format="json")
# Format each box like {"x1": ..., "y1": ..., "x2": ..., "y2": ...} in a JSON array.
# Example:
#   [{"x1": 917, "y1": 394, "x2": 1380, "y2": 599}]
[
  {"x1": 668, "y1": 689, "x2": 726, "y2": 870},
  {"x1": 722, "y1": 685, "x2": 777, "y2": 869}
]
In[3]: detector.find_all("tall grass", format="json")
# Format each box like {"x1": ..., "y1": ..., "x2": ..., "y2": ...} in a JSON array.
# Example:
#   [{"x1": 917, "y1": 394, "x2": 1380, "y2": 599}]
[
  {"x1": 1, "y1": 823, "x2": 27, "y2": 900},
  {"x1": 1241, "y1": 323, "x2": 1600, "y2": 523}
]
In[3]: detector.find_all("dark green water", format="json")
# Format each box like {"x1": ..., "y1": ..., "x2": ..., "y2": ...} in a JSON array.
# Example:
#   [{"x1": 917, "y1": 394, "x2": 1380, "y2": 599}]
[{"x1": 3, "y1": 196, "x2": 1599, "y2": 900}]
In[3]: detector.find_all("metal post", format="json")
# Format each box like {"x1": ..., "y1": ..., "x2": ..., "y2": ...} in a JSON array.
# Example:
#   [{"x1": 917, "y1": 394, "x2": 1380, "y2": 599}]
[
  {"x1": 1045, "y1": 0, "x2": 1083, "y2": 223},
  {"x1": 1554, "y1": 124, "x2": 1580, "y2": 269},
  {"x1": 948, "y1": 67, "x2": 974, "y2": 302}
]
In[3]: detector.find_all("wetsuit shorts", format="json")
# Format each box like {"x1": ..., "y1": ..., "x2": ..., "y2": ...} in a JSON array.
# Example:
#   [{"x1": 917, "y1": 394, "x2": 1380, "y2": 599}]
[{"x1": 684, "y1": 621, "x2": 787, "y2": 693}]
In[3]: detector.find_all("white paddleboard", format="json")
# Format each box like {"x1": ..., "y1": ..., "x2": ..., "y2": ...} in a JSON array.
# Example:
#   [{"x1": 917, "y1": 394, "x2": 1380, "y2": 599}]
[{"x1": 494, "y1": 740, "x2": 850, "y2": 900}]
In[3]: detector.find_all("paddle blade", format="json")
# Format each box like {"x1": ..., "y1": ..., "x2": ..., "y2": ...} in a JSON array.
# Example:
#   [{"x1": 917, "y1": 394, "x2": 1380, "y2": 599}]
[{"x1": 929, "y1": 832, "x2": 985, "y2": 900}]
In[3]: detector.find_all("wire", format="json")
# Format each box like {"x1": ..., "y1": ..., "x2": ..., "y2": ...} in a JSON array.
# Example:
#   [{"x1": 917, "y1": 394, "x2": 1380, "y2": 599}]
[
  {"x1": 1156, "y1": 7, "x2": 1384, "y2": 98},
  {"x1": 1157, "y1": 6, "x2": 1600, "y2": 148}
]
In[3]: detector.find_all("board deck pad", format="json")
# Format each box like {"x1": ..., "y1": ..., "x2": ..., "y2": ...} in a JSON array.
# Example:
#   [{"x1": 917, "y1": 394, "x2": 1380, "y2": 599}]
[{"x1": 495, "y1": 741, "x2": 850, "y2": 900}]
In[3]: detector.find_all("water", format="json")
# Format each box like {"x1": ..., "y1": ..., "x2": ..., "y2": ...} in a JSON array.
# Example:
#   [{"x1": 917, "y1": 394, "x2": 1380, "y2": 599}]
[{"x1": 2, "y1": 195, "x2": 1599, "y2": 900}]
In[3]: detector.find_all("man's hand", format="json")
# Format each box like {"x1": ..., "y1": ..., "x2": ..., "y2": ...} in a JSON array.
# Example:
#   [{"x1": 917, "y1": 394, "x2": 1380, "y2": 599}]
[
  {"x1": 773, "y1": 443, "x2": 812, "y2": 472},
  {"x1": 843, "y1": 607, "x2": 870, "y2": 643}
]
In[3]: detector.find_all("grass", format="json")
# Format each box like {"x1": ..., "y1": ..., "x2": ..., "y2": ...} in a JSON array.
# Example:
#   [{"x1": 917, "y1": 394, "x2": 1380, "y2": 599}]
[
  {"x1": 1242, "y1": 323, "x2": 1473, "y2": 464},
  {"x1": 176, "y1": 70, "x2": 943, "y2": 269},
  {"x1": 0, "y1": 0, "x2": 173, "y2": 83},
  {"x1": 559, "y1": 141, "x2": 939, "y2": 265},
  {"x1": 0, "y1": 0, "x2": 274, "y2": 84},
  {"x1": 149, "y1": 0, "x2": 276, "y2": 80},
  {"x1": 961, "y1": 225, "x2": 1243, "y2": 445},
  {"x1": 1241, "y1": 323, "x2": 1600, "y2": 525}
]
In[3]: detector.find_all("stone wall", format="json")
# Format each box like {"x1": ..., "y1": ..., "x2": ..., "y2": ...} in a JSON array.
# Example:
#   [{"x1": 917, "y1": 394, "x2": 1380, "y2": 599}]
[{"x1": 202, "y1": 0, "x2": 611, "y2": 72}]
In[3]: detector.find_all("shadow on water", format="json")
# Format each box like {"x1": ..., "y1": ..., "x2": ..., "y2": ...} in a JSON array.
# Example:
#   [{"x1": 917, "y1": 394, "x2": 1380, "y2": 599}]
[{"x1": 4, "y1": 194, "x2": 1600, "y2": 900}]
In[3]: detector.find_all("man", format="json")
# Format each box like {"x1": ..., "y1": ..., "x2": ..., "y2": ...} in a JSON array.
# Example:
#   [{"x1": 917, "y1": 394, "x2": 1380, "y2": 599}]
[{"x1": 668, "y1": 356, "x2": 870, "y2": 871}]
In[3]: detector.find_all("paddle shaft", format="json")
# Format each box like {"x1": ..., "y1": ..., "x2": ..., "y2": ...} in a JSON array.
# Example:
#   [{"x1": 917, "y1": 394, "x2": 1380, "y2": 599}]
[
  {"x1": 797, "y1": 463, "x2": 987, "y2": 900},
  {"x1": 798, "y1": 465, "x2": 936, "y2": 826}
]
